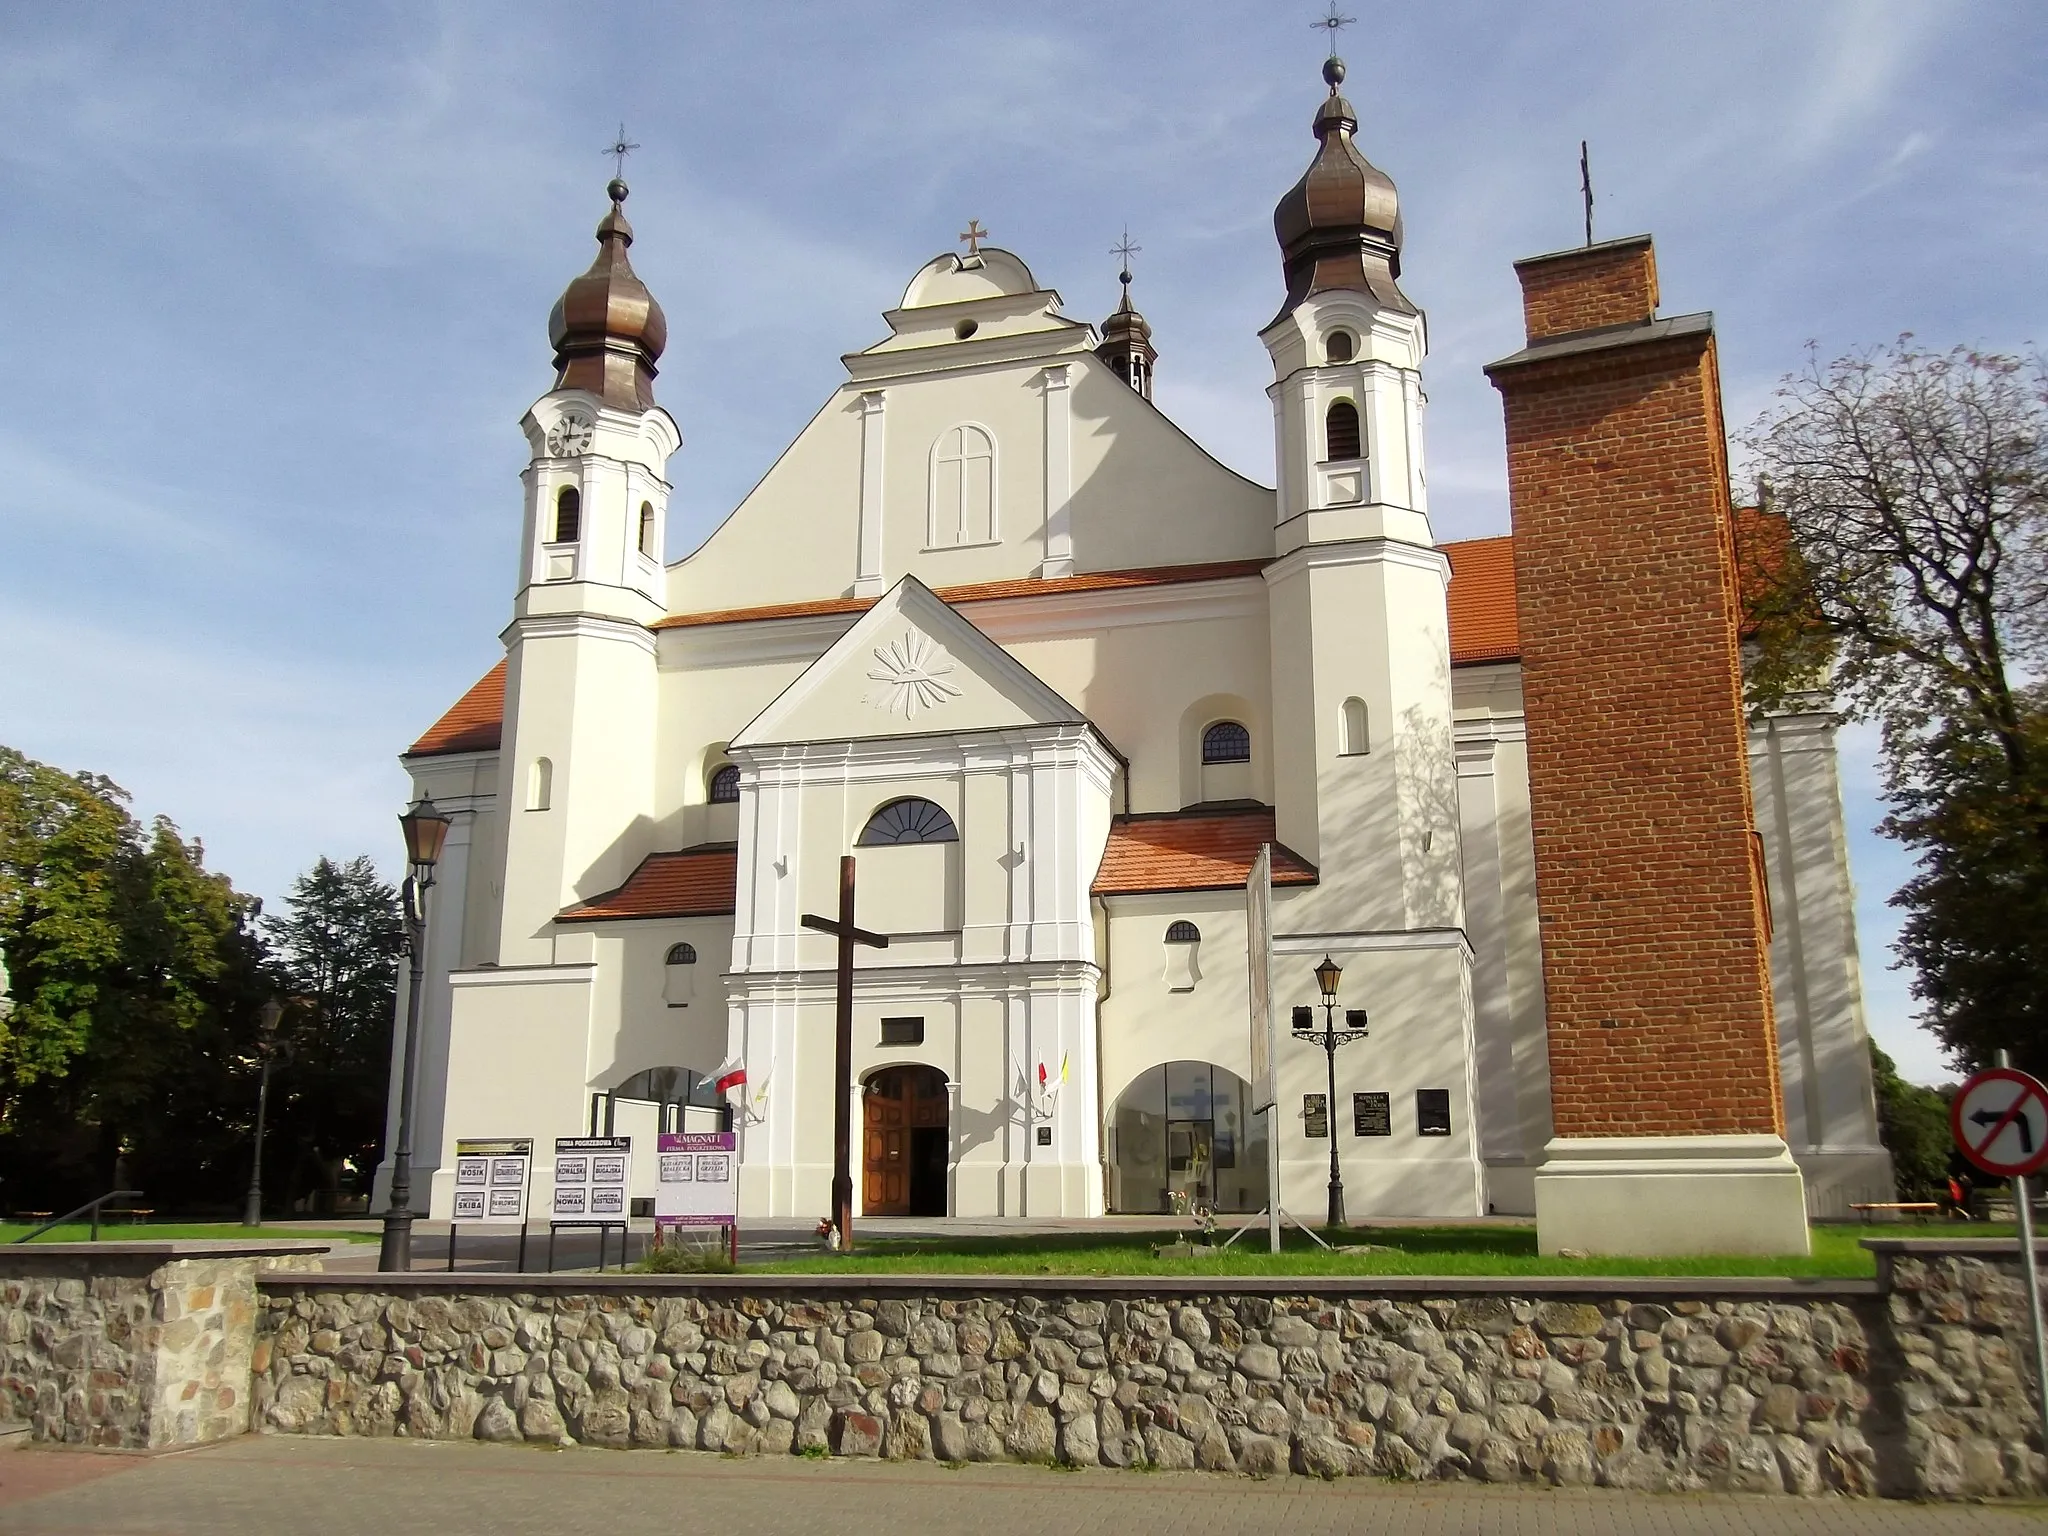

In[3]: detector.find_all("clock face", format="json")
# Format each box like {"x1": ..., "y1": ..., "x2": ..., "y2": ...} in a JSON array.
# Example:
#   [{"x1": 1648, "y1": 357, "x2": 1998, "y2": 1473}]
[{"x1": 548, "y1": 414, "x2": 594, "y2": 456}]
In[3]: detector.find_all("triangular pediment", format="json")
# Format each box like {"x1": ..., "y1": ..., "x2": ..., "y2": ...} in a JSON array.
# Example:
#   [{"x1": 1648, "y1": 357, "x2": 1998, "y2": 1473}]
[{"x1": 729, "y1": 576, "x2": 1086, "y2": 749}]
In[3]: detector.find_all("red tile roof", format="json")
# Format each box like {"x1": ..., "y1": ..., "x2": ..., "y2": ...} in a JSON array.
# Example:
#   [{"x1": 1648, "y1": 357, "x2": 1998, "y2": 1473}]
[
  {"x1": 1443, "y1": 536, "x2": 1520, "y2": 664},
  {"x1": 652, "y1": 558, "x2": 1273, "y2": 631},
  {"x1": 406, "y1": 542, "x2": 1525, "y2": 758},
  {"x1": 1092, "y1": 807, "x2": 1318, "y2": 896},
  {"x1": 408, "y1": 661, "x2": 506, "y2": 756},
  {"x1": 558, "y1": 846, "x2": 739, "y2": 922}
]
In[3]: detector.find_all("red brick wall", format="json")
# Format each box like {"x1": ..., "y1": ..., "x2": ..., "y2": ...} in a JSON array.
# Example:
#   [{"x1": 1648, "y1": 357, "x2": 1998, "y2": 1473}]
[
  {"x1": 1516, "y1": 238, "x2": 1659, "y2": 342},
  {"x1": 1490, "y1": 249, "x2": 1784, "y2": 1140}
]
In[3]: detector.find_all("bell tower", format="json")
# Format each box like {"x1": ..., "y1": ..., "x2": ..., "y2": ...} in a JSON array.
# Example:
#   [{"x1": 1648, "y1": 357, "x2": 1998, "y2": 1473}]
[{"x1": 492, "y1": 175, "x2": 681, "y2": 966}]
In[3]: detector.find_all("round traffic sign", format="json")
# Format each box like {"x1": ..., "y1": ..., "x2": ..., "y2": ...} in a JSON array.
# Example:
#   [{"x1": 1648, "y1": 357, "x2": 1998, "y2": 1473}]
[{"x1": 1952, "y1": 1067, "x2": 2048, "y2": 1178}]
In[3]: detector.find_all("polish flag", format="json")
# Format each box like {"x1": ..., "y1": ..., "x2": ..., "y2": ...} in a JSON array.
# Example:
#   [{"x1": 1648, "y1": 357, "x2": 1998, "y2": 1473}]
[{"x1": 712, "y1": 1056, "x2": 747, "y2": 1095}]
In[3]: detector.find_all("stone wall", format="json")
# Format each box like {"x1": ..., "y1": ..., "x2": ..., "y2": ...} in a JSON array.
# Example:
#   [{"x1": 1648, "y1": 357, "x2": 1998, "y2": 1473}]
[
  {"x1": 246, "y1": 1250, "x2": 2031, "y2": 1500},
  {"x1": 0, "y1": 1242, "x2": 328, "y2": 1449}
]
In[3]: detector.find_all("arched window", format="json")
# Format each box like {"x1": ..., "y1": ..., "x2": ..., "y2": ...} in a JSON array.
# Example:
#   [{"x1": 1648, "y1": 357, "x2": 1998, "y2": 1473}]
[
  {"x1": 1325, "y1": 400, "x2": 1362, "y2": 462},
  {"x1": 553, "y1": 486, "x2": 582, "y2": 543},
  {"x1": 1165, "y1": 921, "x2": 1201, "y2": 943},
  {"x1": 1325, "y1": 330, "x2": 1355, "y2": 363},
  {"x1": 1340, "y1": 697, "x2": 1370, "y2": 756},
  {"x1": 526, "y1": 757, "x2": 552, "y2": 811},
  {"x1": 1201, "y1": 721, "x2": 1251, "y2": 765},
  {"x1": 929, "y1": 425, "x2": 996, "y2": 547},
  {"x1": 708, "y1": 764, "x2": 740, "y2": 804},
  {"x1": 857, "y1": 797, "x2": 959, "y2": 845},
  {"x1": 665, "y1": 942, "x2": 698, "y2": 965},
  {"x1": 637, "y1": 501, "x2": 656, "y2": 556}
]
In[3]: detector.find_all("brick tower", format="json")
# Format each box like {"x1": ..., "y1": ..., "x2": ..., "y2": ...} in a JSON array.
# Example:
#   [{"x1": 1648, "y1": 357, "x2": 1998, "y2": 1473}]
[{"x1": 1485, "y1": 236, "x2": 1808, "y2": 1256}]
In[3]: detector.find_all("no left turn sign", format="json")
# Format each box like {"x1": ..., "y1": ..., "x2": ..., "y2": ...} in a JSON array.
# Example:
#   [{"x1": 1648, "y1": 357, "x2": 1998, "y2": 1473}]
[{"x1": 1952, "y1": 1067, "x2": 2048, "y2": 1179}]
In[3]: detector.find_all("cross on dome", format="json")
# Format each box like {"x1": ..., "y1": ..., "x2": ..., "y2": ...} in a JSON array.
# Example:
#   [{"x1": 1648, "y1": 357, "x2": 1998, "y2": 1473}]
[
  {"x1": 958, "y1": 219, "x2": 989, "y2": 256},
  {"x1": 605, "y1": 123, "x2": 640, "y2": 180},
  {"x1": 1111, "y1": 227, "x2": 1142, "y2": 289},
  {"x1": 1312, "y1": 2, "x2": 1355, "y2": 49}
]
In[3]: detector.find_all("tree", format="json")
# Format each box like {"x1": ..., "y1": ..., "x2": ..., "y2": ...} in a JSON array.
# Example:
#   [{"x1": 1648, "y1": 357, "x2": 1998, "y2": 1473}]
[
  {"x1": 1743, "y1": 341, "x2": 2048, "y2": 1074},
  {"x1": 1868, "y1": 1041, "x2": 1955, "y2": 1202},
  {"x1": 262, "y1": 856, "x2": 402, "y2": 1212}
]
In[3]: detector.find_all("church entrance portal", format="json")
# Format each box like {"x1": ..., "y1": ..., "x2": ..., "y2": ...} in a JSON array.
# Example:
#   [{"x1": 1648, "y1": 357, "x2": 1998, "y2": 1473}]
[
  {"x1": 1109, "y1": 1060, "x2": 1268, "y2": 1214},
  {"x1": 862, "y1": 1065, "x2": 949, "y2": 1216}
]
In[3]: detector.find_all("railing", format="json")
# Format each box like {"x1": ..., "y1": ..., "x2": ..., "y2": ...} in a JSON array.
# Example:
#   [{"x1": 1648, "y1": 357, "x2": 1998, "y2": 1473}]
[{"x1": 13, "y1": 1191, "x2": 145, "y2": 1244}]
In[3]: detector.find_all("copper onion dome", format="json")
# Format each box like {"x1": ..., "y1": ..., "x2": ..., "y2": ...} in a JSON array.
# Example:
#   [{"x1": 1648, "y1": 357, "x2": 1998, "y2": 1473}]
[
  {"x1": 1271, "y1": 57, "x2": 1413, "y2": 321},
  {"x1": 548, "y1": 178, "x2": 668, "y2": 410}
]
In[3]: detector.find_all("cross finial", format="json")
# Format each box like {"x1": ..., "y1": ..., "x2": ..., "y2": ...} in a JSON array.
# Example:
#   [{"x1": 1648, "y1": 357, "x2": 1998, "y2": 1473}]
[
  {"x1": 1110, "y1": 227, "x2": 1141, "y2": 287},
  {"x1": 1312, "y1": 1, "x2": 1355, "y2": 47},
  {"x1": 605, "y1": 123, "x2": 641, "y2": 180},
  {"x1": 958, "y1": 219, "x2": 988, "y2": 257}
]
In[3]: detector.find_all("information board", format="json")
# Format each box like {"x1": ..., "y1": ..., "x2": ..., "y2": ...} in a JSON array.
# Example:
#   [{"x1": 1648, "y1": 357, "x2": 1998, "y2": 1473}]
[
  {"x1": 654, "y1": 1131, "x2": 739, "y2": 1229},
  {"x1": 452, "y1": 1138, "x2": 533, "y2": 1224},
  {"x1": 1352, "y1": 1092, "x2": 1391, "y2": 1137},
  {"x1": 1302, "y1": 1093, "x2": 1329, "y2": 1139},
  {"x1": 552, "y1": 1135, "x2": 632, "y2": 1220}
]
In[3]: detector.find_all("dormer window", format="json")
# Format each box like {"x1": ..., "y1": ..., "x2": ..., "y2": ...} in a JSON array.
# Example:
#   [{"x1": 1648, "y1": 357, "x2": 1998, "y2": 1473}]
[
  {"x1": 1325, "y1": 330, "x2": 1356, "y2": 363},
  {"x1": 553, "y1": 486, "x2": 582, "y2": 543},
  {"x1": 1325, "y1": 401, "x2": 1361, "y2": 462}
]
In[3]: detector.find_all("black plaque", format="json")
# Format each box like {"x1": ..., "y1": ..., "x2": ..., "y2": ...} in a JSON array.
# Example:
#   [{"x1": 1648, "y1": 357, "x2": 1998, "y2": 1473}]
[
  {"x1": 1303, "y1": 1093, "x2": 1329, "y2": 1139},
  {"x1": 1416, "y1": 1088, "x2": 1452, "y2": 1136},
  {"x1": 1353, "y1": 1091, "x2": 1392, "y2": 1137},
  {"x1": 1035, "y1": 1125, "x2": 1052, "y2": 1146}
]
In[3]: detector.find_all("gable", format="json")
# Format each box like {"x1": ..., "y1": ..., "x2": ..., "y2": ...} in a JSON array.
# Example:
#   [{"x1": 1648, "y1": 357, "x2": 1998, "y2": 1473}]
[{"x1": 729, "y1": 574, "x2": 1085, "y2": 750}]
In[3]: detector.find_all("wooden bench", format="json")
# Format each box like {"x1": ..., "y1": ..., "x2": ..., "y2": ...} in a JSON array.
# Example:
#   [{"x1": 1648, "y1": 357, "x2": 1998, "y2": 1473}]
[{"x1": 1849, "y1": 1201, "x2": 1943, "y2": 1223}]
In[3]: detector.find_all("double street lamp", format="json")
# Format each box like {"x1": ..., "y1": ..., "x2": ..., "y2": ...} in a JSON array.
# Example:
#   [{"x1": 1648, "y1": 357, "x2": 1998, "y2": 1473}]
[
  {"x1": 1290, "y1": 954, "x2": 1369, "y2": 1230},
  {"x1": 378, "y1": 796, "x2": 453, "y2": 1273}
]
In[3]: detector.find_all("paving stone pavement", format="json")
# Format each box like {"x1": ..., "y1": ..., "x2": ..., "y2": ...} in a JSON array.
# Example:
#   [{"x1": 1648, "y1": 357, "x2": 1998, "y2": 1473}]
[{"x1": 2, "y1": 1437, "x2": 2046, "y2": 1536}]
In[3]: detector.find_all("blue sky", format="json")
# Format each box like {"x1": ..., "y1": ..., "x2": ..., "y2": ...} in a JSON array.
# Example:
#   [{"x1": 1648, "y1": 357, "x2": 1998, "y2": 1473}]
[{"x1": 2, "y1": 2, "x2": 2041, "y2": 1085}]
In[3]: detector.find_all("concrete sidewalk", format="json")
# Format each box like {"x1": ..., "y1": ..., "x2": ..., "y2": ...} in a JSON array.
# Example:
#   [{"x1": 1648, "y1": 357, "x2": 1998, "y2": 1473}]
[{"x1": 2, "y1": 1436, "x2": 2042, "y2": 1535}]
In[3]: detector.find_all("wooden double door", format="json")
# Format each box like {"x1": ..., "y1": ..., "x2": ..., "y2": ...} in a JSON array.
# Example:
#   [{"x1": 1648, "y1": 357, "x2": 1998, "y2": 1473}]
[{"x1": 863, "y1": 1065, "x2": 950, "y2": 1216}]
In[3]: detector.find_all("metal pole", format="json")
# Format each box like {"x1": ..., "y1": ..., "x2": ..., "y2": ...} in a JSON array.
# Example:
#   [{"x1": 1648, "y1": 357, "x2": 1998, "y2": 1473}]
[
  {"x1": 243, "y1": 1053, "x2": 273, "y2": 1227},
  {"x1": 831, "y1": 856, "x2": 857, "y2": 1253},
  {"x1": 379, "y1": 876, "x2": 429, "y2": 1272},
  {"x1": 1323, "y1": 1003, "x2": 1344, "y2": 1230},
  {"x1": 1998, "y1": 1050, "x2": 2048, "y2": 1449},
  {"x1": 1266, "y1": 1102, "x2": 1282, "y2": 1254}
]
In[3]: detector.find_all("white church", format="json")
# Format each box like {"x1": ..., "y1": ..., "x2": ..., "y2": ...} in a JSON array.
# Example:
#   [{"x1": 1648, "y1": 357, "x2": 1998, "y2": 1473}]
[{"x1": 382, "y1": 58, "x2": 1890, "y2": 1229}]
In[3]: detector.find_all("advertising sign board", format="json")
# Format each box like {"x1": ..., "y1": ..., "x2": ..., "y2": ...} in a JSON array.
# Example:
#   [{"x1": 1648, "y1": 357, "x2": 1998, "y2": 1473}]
[
  {"x1": 552, "y1": 1135, "x2": 633, "y2": 1220},
  {"x1": 451, "y1": 1138, "x2": 533, "y2": 1224},
  {"x1": 654, "y1": 1131, "x2": 739, "y2": 1229}
]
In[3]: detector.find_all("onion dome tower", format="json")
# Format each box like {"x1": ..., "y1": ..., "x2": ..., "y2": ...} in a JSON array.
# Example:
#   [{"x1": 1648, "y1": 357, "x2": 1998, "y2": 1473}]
[
  {"x1": 1270, "y1": 56, "x2": 1413, "y2": 321},
  {"x1": 548, "y1": 178, "x2": 669, "y2": 410},
  {"x1": 1096, "y1": 238, "x2": 1158, "y2": 400}
]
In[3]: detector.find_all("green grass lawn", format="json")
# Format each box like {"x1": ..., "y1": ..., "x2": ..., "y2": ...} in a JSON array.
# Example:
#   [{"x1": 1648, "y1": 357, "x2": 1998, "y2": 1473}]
[
  {"x1": 749, "y1": 1221, "x2": 1993, "y2": 1280},
  {"x1": 0, "y1": 1220, "x2": 376, "y2": 1245}
]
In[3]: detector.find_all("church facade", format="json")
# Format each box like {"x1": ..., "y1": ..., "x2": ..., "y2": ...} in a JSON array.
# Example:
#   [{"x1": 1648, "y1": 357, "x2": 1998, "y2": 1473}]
[{"x1": 382, "y1": 58, "x2": 1890, "y2": 1236}]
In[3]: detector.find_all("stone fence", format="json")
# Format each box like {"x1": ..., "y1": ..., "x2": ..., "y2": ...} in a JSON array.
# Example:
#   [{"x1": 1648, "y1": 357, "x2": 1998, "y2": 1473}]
[
  {"x1": 0, "y1": 1241, "x2": 328, "y2": 1449},
  {"x1": 2, "y1": 1238, "x2": 2042, "y2": 1498}
]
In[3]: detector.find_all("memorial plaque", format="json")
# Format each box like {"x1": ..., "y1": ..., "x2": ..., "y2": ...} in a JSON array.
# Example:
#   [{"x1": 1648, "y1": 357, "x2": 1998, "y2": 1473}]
[
  {"x1": 1303, "y1": 1092, "x2": 1329, "y2": 1139},
  {"x1": 1416, "y1": 1088, "x2": 1452, "y2": 1137},
  {"x1": 1353, "y1": 1092, "x2": 1391, "y2": 1137}
]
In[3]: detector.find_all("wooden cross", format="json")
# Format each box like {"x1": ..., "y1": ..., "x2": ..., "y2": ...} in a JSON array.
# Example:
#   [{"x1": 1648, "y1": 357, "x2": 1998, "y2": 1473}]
[
  {"x1": 800, "y1": 855, "x2": 889, "y2": 1252},
  {"x1": 958, "y1": 219, "x2": 988, "y2": 256}
]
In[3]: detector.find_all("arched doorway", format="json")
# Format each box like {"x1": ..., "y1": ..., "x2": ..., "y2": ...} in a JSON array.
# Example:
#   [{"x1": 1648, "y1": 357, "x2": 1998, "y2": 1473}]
[
  {"x1": 1109, "y1": 1061, "x2": 1268, "y2": 1214},
  {"x1": 863, "y1": 1065, "x2": 949, "y2": 1217}
]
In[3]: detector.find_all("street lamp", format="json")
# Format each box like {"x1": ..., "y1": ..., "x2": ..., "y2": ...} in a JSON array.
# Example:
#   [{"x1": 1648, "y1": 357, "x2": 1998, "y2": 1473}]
[
  {"x1": 242, "y1": 997, "x2": 286, "y2": 1227},
  {"x1": 380, "y1": 796, "x2": 453, "y2": 1272},
  {"x1": 1290, "y1": 954, "x2": 1369, "y2": 1230}
]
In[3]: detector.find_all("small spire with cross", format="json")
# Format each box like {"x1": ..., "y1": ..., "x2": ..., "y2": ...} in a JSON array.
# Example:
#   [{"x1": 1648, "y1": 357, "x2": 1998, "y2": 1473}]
[
  {"x1": 1111, "y1": 227, "x2": 1141, "y2": 289},
  {"x1": 958, "y1": 219, "x2": 988, "y2": 257},
  {"x1": 604, "y1": 123, "x2": 641, "y2": 181}
]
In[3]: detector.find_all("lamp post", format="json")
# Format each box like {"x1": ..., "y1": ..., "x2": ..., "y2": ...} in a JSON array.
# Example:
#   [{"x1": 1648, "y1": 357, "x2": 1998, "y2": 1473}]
[
  {"x1": 379, "y1": 796, "x2": 453, "y2": 1273},
  {"x1": 242, "y1": 998, "x2": 286, "y2": 1227},
  {"x1": 1290, "y1": 954, "x2": 1369, "y2": 1230}
]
